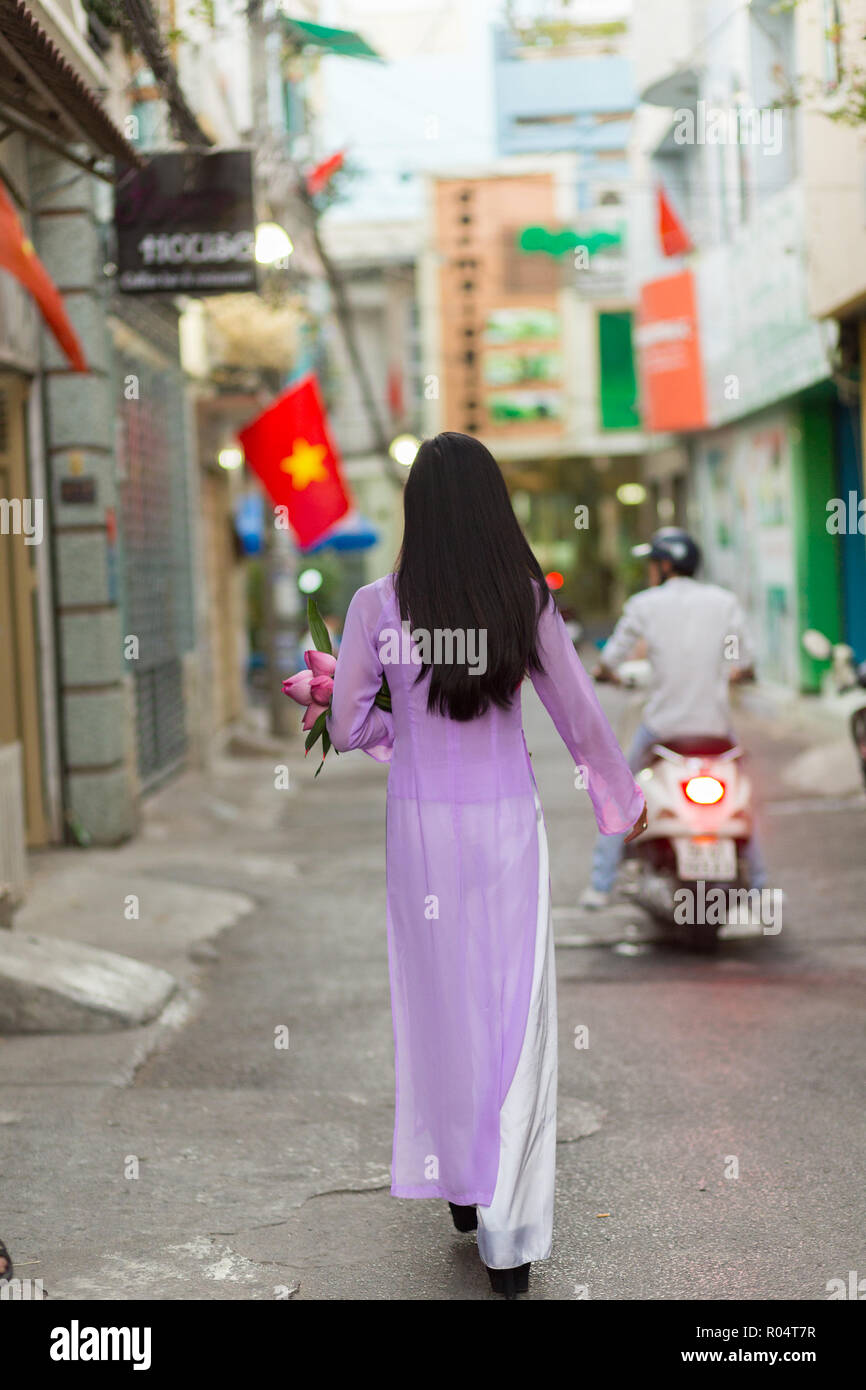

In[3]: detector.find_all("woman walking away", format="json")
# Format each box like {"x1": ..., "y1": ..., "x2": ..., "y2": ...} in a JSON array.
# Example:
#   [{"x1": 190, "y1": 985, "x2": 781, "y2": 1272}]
[{"x1": 327, "y1": 432, "x2": 646, "y2": 1299}]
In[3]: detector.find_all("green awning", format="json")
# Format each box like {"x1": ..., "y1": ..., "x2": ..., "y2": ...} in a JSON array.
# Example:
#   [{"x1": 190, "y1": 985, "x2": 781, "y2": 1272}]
[{"x1": 281, "y1": 18, "x2": 382, "y2": 61}]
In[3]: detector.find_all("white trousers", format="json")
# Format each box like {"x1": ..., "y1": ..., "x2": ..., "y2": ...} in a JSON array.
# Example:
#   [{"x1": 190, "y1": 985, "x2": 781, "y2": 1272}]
[{"x1": 476, "y1": 792, "x2": 558, "y2": 1269}]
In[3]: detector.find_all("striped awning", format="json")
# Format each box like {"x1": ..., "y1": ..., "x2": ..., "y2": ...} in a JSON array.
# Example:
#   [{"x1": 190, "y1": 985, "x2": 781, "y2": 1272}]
[{"x1": 0, "y1": 0, "x2": 142, "y2": 175}]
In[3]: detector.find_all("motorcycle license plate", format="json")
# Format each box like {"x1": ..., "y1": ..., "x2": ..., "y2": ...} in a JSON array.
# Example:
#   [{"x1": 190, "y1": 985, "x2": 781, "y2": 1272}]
[{"x1": 674, "y1": 837, "x2": 737, "y2": 881}]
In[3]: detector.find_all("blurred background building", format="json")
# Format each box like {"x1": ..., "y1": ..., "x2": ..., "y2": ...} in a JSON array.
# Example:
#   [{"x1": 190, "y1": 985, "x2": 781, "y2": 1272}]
[
  {"x1": 1, "y1": 0, "x2": 865, "y2": 904},
  {"x1": 629, "y1": 0, "x2": 864, "y2": 693}
]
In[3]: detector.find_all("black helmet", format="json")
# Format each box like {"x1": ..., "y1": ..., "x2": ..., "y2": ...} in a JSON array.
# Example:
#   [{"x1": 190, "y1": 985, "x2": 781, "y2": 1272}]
[{"x1": 632, "y1": 527, "x2": 700, "y2": 576}]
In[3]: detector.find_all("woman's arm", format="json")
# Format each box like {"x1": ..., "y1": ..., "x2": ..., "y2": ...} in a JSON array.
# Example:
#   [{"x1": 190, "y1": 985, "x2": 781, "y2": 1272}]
[
  {"x1": 327, "y1": 584, "x2": 394, "y2": 763},
  {"x1": 529, "y1": 594, "x2": 645, "y2": 834}
]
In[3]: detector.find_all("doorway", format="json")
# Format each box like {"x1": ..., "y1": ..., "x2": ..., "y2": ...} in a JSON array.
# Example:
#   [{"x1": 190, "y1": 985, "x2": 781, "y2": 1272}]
[{"x1": 0, "y1": 370, "x2": 52, "y2": 845}]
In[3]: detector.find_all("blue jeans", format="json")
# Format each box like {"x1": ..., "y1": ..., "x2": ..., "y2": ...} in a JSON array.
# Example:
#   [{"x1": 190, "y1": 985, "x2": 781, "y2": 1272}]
[{"x1": 590, "y1": 723, "x2": 768, "y2": 893}]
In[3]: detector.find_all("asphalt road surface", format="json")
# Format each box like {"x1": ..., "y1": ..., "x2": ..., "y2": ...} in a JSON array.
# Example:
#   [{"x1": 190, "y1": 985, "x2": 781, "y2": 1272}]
[{"x1": 3, "y1": 679, "x2": 864, "y2": 1300}]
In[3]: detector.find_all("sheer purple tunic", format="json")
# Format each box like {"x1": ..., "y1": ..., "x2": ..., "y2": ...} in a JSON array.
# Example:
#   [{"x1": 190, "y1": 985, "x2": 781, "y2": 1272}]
[{"x1": 327, "y1": 574, "x2": 643, "y2": 1205}]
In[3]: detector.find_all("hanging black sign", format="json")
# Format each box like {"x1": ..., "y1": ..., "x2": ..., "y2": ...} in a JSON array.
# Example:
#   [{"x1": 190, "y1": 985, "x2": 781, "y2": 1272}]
[{"x1": 114, "y1": 149, "x2": 257, "y2": 295}]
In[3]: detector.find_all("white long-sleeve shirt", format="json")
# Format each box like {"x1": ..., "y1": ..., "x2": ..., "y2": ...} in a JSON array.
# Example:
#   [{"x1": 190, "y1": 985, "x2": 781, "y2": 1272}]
[{"x1": 601, "y1": 576, "x2": 754, "y2": 739}]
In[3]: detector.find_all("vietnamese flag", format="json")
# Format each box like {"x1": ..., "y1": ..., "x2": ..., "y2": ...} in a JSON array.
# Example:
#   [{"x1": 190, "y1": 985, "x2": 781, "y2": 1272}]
[
  {"x1": 0, "y1": 182, "x2": 87, "y2": 371},
  {"x1": 237, "y1": 374, "x2": 352, "y2": 549},
  {"x1": 657, "y1": 186, "x2": 692, "y2": 257}
]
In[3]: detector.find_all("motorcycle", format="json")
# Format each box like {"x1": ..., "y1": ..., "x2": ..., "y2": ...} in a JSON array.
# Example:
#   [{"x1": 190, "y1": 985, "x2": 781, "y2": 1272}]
[
  {"x1": 610, "y1": 660, "x2": 755, "y2": 950},
  {"x1": 801, "y1": 630, "x2": 866, "y2": 790}
]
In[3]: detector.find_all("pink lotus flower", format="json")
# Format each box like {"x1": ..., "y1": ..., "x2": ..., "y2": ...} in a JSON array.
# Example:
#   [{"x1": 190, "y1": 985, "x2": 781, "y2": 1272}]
[
  {"x1": 302, "y1": 699, "x2": 328, "y2": 731},
  {"x1": 284, "y1": 653, "x2": 336, "y2": 730},
  {"x1": 310, "y1": 672, "x2": 333, "y2": 704},
  {"x1": 305, "y1": 650, "x2": 336, "y2": 678},
  {"x1": 282, "y1": 670, "x2": 315, "y2": 705},
  {"x1": 287, "y1": 597, "x2": 390, "y2": 777}
]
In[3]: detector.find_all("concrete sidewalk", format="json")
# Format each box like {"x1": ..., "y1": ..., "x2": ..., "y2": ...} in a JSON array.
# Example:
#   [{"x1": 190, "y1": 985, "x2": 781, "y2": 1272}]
[
  {"x1": 736, "y1": 680, "x2": 863, "y2": 800},
  {"x1": 1, "y1": 726, "x2": 304, "y2": 1047}
]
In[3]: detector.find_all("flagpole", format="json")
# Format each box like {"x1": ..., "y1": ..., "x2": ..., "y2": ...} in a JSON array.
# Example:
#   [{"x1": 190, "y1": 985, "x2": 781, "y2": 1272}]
[
  {"x1": 245, "y1": 0, "x2": 300, "y2": 740},
  {"x1": 264, "y1": 522, "x2": 298, "y2": 739}
]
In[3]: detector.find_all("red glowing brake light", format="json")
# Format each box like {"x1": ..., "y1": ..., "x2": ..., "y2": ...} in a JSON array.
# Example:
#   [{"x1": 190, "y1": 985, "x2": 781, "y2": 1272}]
[{"x1": 684, "y1": 776, "x2": 725, "y2": 805}]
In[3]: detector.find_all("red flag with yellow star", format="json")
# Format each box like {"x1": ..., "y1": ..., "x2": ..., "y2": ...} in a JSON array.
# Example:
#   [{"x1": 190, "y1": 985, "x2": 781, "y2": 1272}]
[
  {"x1": 237, "y1": 374, "x2": 352, "y2": 549},
  {"x1": 0, "y1": 182, "x2": 87, "y2": 371}
]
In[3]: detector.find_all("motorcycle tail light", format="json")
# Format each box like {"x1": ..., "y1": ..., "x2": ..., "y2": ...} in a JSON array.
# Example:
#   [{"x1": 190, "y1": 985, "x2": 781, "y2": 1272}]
[{"x1": 684, "y1": 775, "x2": 725, "y2": 805}]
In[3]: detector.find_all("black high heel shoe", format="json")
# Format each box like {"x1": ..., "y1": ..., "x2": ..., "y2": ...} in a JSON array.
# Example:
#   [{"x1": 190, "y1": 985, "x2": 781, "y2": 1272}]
[
  {"x1": 448, "y1": 1202, "x2": 478, "y2": 1232},
  {"x1": 486, "y1": 1262, "x2": 530, "y2": 1299}
]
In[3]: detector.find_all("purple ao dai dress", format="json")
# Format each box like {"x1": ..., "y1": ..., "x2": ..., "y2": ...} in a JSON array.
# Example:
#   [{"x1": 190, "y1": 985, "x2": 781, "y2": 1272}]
[{"x1": 327, "y1": 574, "x2": 642, "y2": 1268}]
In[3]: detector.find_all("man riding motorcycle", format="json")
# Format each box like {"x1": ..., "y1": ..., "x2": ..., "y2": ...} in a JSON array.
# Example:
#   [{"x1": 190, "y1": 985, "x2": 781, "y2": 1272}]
[{"x1": 580, "y1": 526, "x2": 767, "y2": 909}]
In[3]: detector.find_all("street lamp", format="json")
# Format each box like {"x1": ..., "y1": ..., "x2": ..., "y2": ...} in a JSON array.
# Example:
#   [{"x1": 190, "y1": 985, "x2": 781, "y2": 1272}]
[
  {"x1": 388, "y1": 433, "x2": 421, "y2": 468},
  {"x1": 255, "y1": 222, "x2": 294, "y2": 266},
  {"x1": 218, "y1": 446, "x2": 244, "y2": 470},
  {"x1": 616, "y1": 483, "x2": 647, "y2": 506},
  {"x1": 298, "y1": 567, "x2": 323, "y2": 595}
]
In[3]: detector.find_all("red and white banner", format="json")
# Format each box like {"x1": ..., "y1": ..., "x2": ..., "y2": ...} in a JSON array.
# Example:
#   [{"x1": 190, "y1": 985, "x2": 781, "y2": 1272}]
[{"x1": 635, "y1": 270, "x2": 707, "y2": 432}]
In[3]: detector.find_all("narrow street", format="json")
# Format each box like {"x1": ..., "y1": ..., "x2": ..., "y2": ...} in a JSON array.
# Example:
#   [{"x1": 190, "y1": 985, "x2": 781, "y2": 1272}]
[
  {"x1": 3, "y1": 681, "x2": 864, "y2": 1301},
  {"x1": 2, "y1": 0, "x2": 866, "y2": 1333}
]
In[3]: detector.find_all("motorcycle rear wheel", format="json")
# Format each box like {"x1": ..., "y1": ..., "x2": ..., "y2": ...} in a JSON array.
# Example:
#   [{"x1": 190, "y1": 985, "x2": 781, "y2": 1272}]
[{"x1": 674, "y1": 879, "x2": 725, "y2": 953}]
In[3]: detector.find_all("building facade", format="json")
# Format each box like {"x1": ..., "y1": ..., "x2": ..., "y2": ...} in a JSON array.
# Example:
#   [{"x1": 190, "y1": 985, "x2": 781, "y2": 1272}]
[
  {"x1": 797, "y1": 0, "x2": 866, "y2": 667},
  {"x1": 0, "y1": 0, "x2": 269, "y2": 896},
  {"x1": 0, "y1": 2, "x2": 145, "y2": 885},
  {"x1": 629, "y1": 0, "x2": 853, "y2": 692}
]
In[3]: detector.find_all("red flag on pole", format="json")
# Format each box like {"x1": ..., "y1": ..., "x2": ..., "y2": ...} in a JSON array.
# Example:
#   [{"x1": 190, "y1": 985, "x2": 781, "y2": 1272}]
[
  {"x1": 0, "y1": 182, "x2": 87, "y2": 370},
  {"x1": 387, "y1": 363, "x2": 404, "y2": 421},
  {"x1": 657, "y1": 186, "x2": 692, "y2": 257},
  {"x1": 237, "y1": 374, "x2": 352, "y2": 549},
  {"x1": 306, "y1": 150, "x2": 345, "y2": 196}
]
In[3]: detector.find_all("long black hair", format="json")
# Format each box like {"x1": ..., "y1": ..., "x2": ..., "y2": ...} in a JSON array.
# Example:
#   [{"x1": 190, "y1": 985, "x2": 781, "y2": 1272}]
[{"x1": 394, "y1": 432, "x2": 549, "y2": 721}]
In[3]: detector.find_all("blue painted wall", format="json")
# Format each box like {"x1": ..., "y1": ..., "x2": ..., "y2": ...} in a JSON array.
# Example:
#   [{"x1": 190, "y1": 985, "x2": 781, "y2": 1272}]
[{"x1": 493, "y1": 32, "x2": 634, "y2": 209}]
